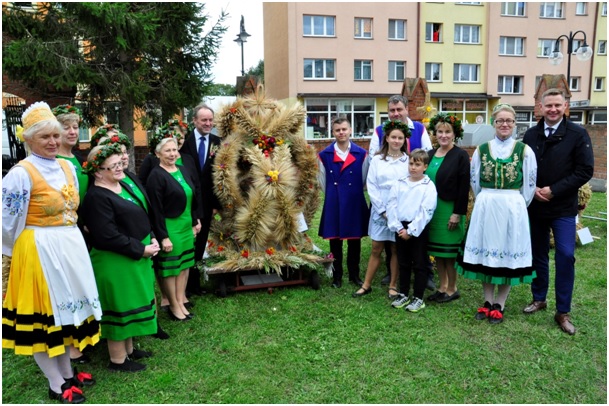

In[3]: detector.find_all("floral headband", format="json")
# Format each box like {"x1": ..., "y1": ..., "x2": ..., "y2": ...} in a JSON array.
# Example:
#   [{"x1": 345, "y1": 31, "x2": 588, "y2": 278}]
[
  {"x1": 166, "y1": 118, "x2": 188, "y2": 132},
  {"x1": 51, "y1": 104, "x2": 82, "y2": 121},
  {"x1": 148, "y1": 125, "x2": 181, "y2": 152},
  {"x1": 98, "y1": 131, "x2": 132, "y2": 149},
  {"x1": 383, "y1": 120, "x2": 411, "y2": 138},
  {"x1": 428, "y1": 112, "x2": 464, "y2": 141},
  {"x1": 82, "y1": 142, "x2": 124, "y2": 174},
  {"x1": 90, "y1": 124, "x2": 121, "y2": 147}
]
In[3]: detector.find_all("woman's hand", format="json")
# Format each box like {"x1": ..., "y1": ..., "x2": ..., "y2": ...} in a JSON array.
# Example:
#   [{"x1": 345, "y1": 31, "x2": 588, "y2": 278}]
[
  {"x1": 193, "y1": 219, "x2": 201, "y2": 236},
  {"x1": 162, "y1": 238, "x2": 173, "y2": 253},
  {"x1": 447, "y1": 214, "x2": 461, "y2": 231},
  {"x1": 143, "y1": 243, "x2": 161, "y2": 258}
]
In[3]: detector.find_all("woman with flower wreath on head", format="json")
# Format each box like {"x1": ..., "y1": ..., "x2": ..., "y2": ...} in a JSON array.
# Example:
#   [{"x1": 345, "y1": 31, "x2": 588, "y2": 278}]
[
  {"x1": 456, "y1": 103, "x2": 537, "y2": 324},
  {"x1": 425, "y1": 113, "x2": 470, "y2": 304},
  {"x1": 81, "y1": 143, "x2": 161, "y2": 372},
  {"x1": 352, "y1": 120, "x2": 409, "y2": 299},
  {"x1": 2, "y1": 102, "x2": 101, "y2": 403},
  {"x1": 146, "y1": 137, "x2": 202, "y2": 322},
  {"x1": 89, "y1": 123, "x2": 121, "y2": 148}
]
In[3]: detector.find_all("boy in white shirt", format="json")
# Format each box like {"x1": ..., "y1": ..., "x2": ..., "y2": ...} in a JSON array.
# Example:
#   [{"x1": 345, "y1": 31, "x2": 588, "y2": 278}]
[{"x1": 386, "y1": 149, "x2": 437, "y2": 312}]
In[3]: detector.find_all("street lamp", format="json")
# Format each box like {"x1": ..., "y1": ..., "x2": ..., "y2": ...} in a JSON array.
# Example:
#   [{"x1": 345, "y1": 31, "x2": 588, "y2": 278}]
[
  {"x1": 548, "y1": 30, "x2": 593, "y2": 88},
  {"x1": 234, "y1": 15, "x2": 251, "y2": 77}
]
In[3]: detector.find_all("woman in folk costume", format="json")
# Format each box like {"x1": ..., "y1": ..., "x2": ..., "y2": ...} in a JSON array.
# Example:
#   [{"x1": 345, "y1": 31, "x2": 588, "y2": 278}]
[
  {"x1": 2, "y1": 102, "x2": 101, "y2": 403},
  {"x1": 457, "y1": 103, "x2": 537, "y2": 324}
]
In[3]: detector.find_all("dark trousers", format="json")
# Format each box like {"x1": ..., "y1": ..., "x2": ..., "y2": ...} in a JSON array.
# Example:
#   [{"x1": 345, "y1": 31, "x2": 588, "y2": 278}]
[
  {"x1": 186, "y1": 208, "x2": 212, "y2": 294},
  {"x1": 329, "y1": 238, "x2": 362, "y2": 282},
  {"x1": 385, "y1": 240, "x2": 433, "y2": 278},
  {"x1": 395, "y1": 225, "x2": 429, "y2": 299},
  {"x1": 530, "y1": 216, "x2": 576, "y2": 314}
]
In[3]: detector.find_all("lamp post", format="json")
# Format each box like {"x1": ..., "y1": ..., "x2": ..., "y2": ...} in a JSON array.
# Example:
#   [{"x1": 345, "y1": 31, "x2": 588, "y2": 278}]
[
  {"x1": 234, "y1": 15, "x2": 251, "y2": 77},
  {"x1": 548, "y1": 30, "x2": 593, "y2": 88}
]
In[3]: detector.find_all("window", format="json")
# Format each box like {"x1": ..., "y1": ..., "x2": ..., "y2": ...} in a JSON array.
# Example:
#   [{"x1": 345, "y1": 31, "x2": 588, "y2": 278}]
[
  {"x1": 425, "y1": 63, "x2": 442, "y2": 82},
  {"x1": 499, "y1": 36, "x2": 525, "y2": 55},
  {"x1": 538, "y1": 39, "x2": 558, "y2": 57},
  {"x1": 388, "y1": 19, "x2": 406, "y2": 40},
  {"x1": 454, "y1": 25, "x2": 480, "y2": 44},
  {"x1": 501, "y1": 2, "x2": 526, "y2": 16},
  {"x1": 591, "y1": 110, "x2": 607, "y2": 124},
  {"x1": 603, "y1": 2, "x2": 607, "y2": 16},
  {"x1": 572, "y1": 39, "x2": 585, "y2": 53},
  {"x1": 354, "y1": 17, "x2": 373, "y2": 39},
  {"x1": 304, "y1": 98, "x2": 376, "y2": 139},
  {"x1": 354, "y1": 60, "x2": 372, "y2": 80},
  {"x1": 569, "y1": 77, "x2": 581, "y2": 91},
  {"x1": 498, "y1": 76, "x2": 523, "y2": 94},
  {"x1": 388, "y1": 61, "x2": 405, "y2": 81},
  {"x1": 594, "y1": 77, "x2": 605, "y2": 91},
  {"x1": 425, "y1": 23, "x2": 442, "y2": 42},
  {"x1": 598, "y1": 40, "x2": 607, "y2": 55},
  {"x1": 303, "y1": 15, "x2": 335, "y2": 37},
  {"x1": 456, "y1": 2, "x2": 482, "y2": 4},
  {"x1": 439, "y1": 99, "x2": 487, "y2": 125},
  {"x1": 575, "y1": 2, "x2": 587, "y2": 15},
  {"x1": 453, "y1": 64, "x2": 479, "y2": 82},
  {"x1": 540, "y1": 2, "x2": 564, "y2": 18},
  {"x1": 304, "y1": 59, "x2": 336, "y2": 79}
]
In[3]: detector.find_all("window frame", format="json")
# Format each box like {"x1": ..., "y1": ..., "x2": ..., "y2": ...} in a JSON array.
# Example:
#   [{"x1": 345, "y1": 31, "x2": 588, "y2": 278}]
[
  {"x1": 603, "y1": 2, "x2": 607, "y2": 16},
  {"x1": 303, "y1": 59, "x2": 336, "y2": 80},
  {"x1": 454, "y1": 24, "x2": 481, "y2": 44},
  {"x1": 425, "y1": 63, "x2": 442, "y2": 82},
  {"x1": 598, "y1": 40, "x2": 607, "y2": 55},
  {"x1": 594, "y1": 77, "x2": 605, "y2": 91},
  {"x1": 303, "y1": 15, "x2": 336, "y2": 37},
  {"x1": 539, "y1": 2, "x2": 564, "y2": 18},
  {"x1": 425, "y1": 22, "x2": 442, "y2": 42},
  {"x1": 499, "y1": 36, "x2": 525, "y2": 56},
  {"x1": 569, "y1": 77, "x2": 581, "y2": 92},
  {"x1": 453, "y1": 64, "x2": 480, "y2": 83},
  {"x1": 501, "y1": 2, "x2": 526, "y2": 16},
  {"x1": 388, "y1": 60, "x2": 406, "y2": 81},
  {"x1": 354, "y1": 60, "x2": 373, "y2": 81},
  {"x1": 388, "y1": 19, "x2": 406, "y2": 40},
  {"x1": 538, "y1": 39, "x2": 559, "y2": 57},
  {"x1": 575, "y1": 2, "x2": 587, "y2": 15},
  {"x1": 354, "y1": 17, "x2": 373, "y2": 39},
  {"x1": 498, "y1": 75, "x2": 524, "y2": 94}
]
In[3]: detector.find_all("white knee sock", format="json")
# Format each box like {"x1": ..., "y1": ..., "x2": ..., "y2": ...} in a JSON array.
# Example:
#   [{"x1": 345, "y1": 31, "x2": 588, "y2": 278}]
[{"x1": 33, "y1": 352, "x2": 65, "y2": 394}]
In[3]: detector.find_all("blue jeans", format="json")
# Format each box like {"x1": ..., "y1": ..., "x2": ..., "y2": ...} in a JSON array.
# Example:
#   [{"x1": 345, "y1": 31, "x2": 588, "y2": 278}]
[{"x1": 530, "y1": 216, "x2": 576, "y2": 314}]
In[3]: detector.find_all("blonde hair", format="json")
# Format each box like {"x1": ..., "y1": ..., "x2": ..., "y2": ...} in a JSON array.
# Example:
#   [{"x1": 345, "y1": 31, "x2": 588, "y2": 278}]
[
  {"x1": 155, "y1": 137, "x2": 177, "y2": 154},
  {"x1": 409, "y1": 148, "x2": 429, "y2": 164},
  {"x1": 492, "y1": 103, "x2": 516, "y2": 119}
]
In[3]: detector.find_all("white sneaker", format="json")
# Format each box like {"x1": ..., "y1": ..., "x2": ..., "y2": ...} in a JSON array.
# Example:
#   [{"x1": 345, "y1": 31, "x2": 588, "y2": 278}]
[
  {"x1": 405, "y1": 297, "x2": 426, "y2": 312},
  {"x1": 391, "y1": 294, "x2": 411, "y2": 309}
]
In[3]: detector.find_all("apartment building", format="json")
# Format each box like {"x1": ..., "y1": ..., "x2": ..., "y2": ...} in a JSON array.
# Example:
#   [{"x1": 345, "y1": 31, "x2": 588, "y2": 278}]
[{"x1": 263, "y1": 2, "x2": 607, "y2": 140}]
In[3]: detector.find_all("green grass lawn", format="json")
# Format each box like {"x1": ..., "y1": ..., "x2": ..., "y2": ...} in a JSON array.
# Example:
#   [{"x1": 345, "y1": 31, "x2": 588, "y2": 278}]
[{"x1": 2, "y1": 193, "x2": 606, "y2": 404}]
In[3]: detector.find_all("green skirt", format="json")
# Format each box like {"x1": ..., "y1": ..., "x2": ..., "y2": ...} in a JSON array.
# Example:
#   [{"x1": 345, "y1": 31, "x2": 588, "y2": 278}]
[
  {"x1": 155, "y1": 212, "x2": 195, "y2": 278},
  {"x1": 427, "y1": 198, "x2": 465, "y2": 258},
  {"x1": 90, "y1": 234, "x2": 156, "y2": 341}
]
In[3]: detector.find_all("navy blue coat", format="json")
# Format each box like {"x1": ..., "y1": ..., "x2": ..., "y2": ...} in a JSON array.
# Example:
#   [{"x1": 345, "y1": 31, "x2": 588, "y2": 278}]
[
  {"x1": 523, "y1": 116, "x2": 594, "y2": 219},
  {"x1": 318, "y1": 142, "x2": 369, "y2": 239}
]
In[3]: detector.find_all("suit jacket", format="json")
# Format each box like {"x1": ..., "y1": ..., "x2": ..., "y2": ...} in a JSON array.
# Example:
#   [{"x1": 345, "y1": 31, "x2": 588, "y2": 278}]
[{"x1": 180, "y1": 130, "x2": 222, "y2": 214}]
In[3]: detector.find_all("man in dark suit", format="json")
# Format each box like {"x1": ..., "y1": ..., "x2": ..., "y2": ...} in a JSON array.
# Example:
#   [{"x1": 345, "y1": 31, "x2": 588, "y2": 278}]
[{"x1": 180, "y1": 104, "x2": 222, "y2": 296}]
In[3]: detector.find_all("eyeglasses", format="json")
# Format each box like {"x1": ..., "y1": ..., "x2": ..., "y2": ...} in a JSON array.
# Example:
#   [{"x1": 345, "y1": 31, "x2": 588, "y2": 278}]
[
  {"x1": 99, "y1": 162, "x2": 123, "y2": 171},
  {"x1": 495, "y1": 119, "x2": 515, "y2": 126}
]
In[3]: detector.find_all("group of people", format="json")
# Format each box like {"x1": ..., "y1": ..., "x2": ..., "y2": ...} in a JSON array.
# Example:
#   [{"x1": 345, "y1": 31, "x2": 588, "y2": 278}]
[
  {"x1": 317, "y1": 90, "x2": 593, "y2": 331},
  {"x1": 1, "y1": 88, "x2": 595, "y2": 403},
  {"x1": 2, "y1": 102, "x2": 221, "y2": 402}
]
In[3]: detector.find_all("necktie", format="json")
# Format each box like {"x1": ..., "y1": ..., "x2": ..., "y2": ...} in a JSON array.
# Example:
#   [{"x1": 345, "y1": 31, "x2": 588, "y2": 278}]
[
  {"x1": 547, "y1": 128, "x2": 554, "y2": 138},
  {"x1": 198, "y1": 135, "x2": 206, "y2": 170}
]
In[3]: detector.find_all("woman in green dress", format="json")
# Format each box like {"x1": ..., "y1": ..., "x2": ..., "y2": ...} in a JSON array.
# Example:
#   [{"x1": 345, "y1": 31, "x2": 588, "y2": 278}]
[
  {"x1": 425, "y1": 113, "x2": 470, "y2": 303},
  {"x1": 146, "y1": 138, "x2": 202, "y2": 322},
  {"x1": 82, "y1": 143, "x2": 161, "y2": 372}
]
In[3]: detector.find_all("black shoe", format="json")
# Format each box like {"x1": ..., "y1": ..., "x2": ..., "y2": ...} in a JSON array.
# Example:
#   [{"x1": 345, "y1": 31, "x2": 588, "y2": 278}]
[
  {"x1": 160, "y1": 304, "x2": 169, "y2": 312},
  {"x1": 168, "y1": 310, "x2": 189, "y2": 322},
  {"x1": 349, "y1": 277, "x2": 364, "y2": 287},
  {"x1": 49, "y1": 381, "x2": 85, "y2": 404},
  {"x1": 331, "y1": 280, "x2": 342, "y2": 288},
  {"x1": 70, "y1": 367, "x2": 95, "y2": 387},
  {"x1": 108, "y1": 358, "x2": 146, "y2": 373},
  {"x1": 475, "y1": 301, "x2": 492, "y2": 320},
  {"x1": 352, "y1": 286, "x2": 372, "y2": 297},
  {"x1": 436, "y1": 290, "x2": 460, "y2": 303},
  {"x1": 70, "y1": 354, "x2": 91, "y2": 365},
  {"x1": 427, "y1": 290, "x2": 444, "y2": 302},
  {"x1": 381, "y1": 274, "x2": 391, "y2": 286},
  {"x1": 488, "y1": 303, "x2": 504, "y2": 324},
  {"x1": 184, "y1": 302, "x2": 195, "y2": 309},
  {"x1": 153, "y1": 322, "x2": 170, "y2": 340},
  {"x1": 185, "y1": 312, "x2": 194, "y2": 319},
  {"x1": 128, "y1": 349, "x2": 152, "y2": 360}
]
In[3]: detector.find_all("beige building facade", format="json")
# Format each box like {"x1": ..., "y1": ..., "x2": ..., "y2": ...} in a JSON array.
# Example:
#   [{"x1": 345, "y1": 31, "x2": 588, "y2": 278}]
[{"x1": 263, "y1": 2, "x2": 607, "y2": 140}]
